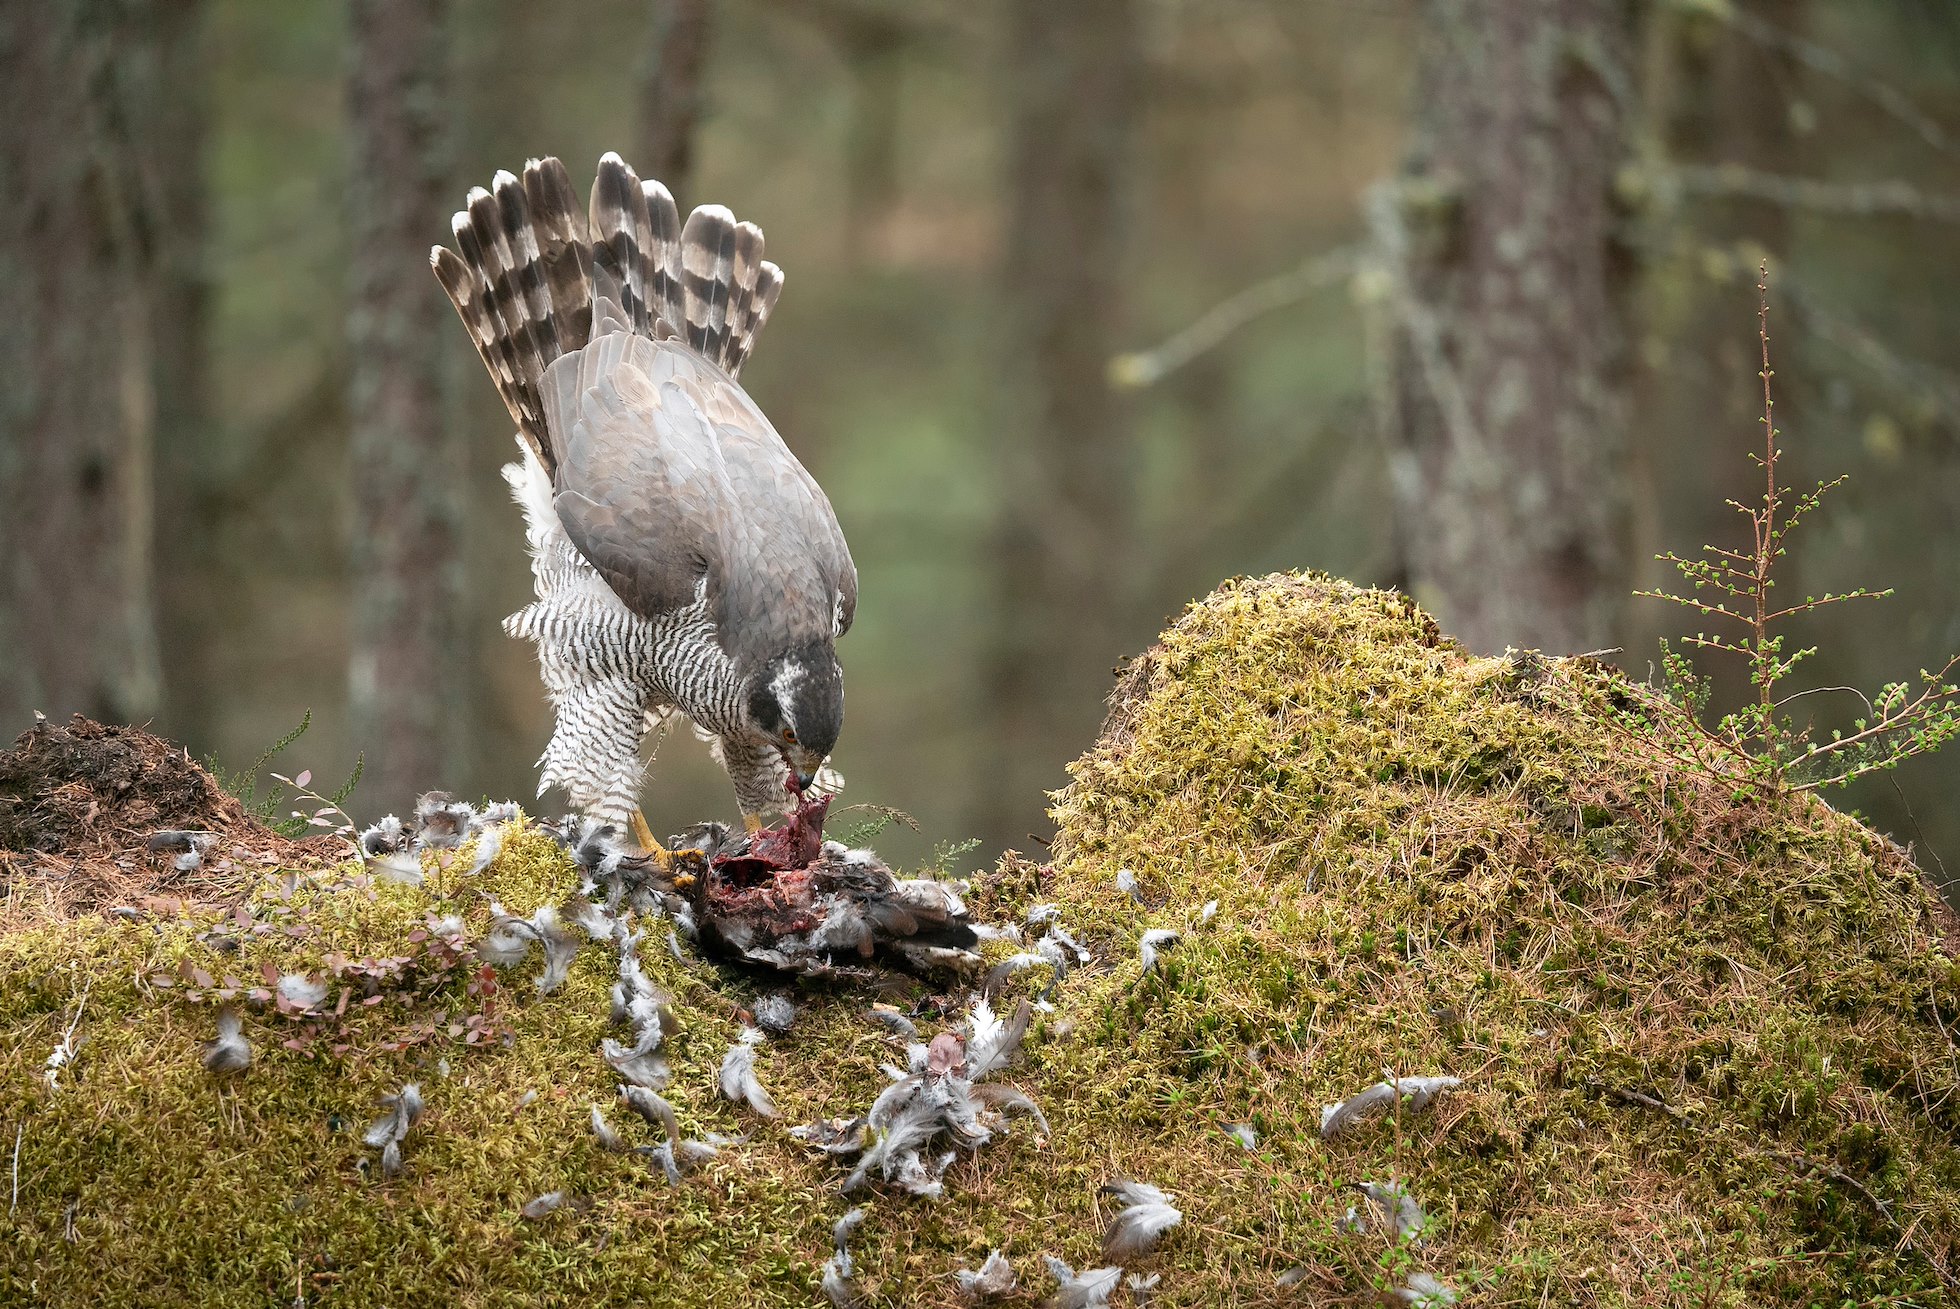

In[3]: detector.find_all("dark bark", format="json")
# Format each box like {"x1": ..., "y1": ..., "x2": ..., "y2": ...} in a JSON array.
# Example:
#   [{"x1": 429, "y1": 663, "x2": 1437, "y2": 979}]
[
  {"x1": 977, "y1": 0, "x2": 1140, "y2": 849},
  {"x1": 638, "y1": 0, "x2": 713, "y2": 203},
  {"x1": 346, "y1": 0, "x2": 462, "y2": 812},
  {"x1": 0, "y1": 0, "x2": 165, "y2": 734},
  {"x1": 1374, "y1": 0, "x2": 1637, "y2": 655}
]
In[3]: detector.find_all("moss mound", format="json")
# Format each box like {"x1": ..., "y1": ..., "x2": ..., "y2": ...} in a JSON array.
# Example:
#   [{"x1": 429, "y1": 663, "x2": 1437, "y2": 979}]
[{"x1": 5, "y1": 573, "x2": 1959, "y2": 1306}]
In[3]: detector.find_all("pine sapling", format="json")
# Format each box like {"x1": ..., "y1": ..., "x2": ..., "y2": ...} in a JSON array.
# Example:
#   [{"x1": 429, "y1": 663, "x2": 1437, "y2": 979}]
[{"x1": 1640, "y1": 263, "x2": 1960, "y2": 793}]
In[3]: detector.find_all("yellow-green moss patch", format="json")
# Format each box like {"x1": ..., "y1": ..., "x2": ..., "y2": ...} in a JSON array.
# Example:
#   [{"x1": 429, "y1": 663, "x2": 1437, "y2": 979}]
[{"x1": 6, "y1": 572, "x2": 1959, "y2": 1306}]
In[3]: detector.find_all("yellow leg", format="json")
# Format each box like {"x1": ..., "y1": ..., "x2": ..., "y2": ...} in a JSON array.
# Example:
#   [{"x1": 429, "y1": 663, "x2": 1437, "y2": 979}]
[
  {"x1": 743, "y1": 812, "x2": 766, "y2": 835},
  {"x1": 629, "y1": 810, "x2": 672, "y2": 866}
]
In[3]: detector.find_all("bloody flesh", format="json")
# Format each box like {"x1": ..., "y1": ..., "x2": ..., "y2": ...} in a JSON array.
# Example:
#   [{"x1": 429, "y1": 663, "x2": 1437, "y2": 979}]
[{"x1": 710, "y1": 792, "x2": 831, "y2": 886}]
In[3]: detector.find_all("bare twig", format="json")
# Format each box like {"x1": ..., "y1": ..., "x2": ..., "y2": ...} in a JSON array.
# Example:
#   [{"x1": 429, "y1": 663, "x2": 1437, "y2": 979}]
[
  {"x1": 1674, "y1": 164, "x2": 1960, "y2": 225},
  {"x1": 1774, "y1": 265, "x2": 1960, "y2": 430},
  {"x1": 1712, "y1": 3, "x2": 1959, "y2": 164},
  {"x1": 1585, "y1": 1077, "x2": 1687, "y2": 1122},
  {"x1": 1110, "y1": 245, "x2": 1360, "y2": 388},
  {"x1": 10, "y1": 1122, "x2": 20, "y2": 1215}
]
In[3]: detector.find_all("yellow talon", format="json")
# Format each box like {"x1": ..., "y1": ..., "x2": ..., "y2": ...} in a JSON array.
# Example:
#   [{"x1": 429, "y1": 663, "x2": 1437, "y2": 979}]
[
  {"x1": 629, "y1": 809, "x2": 674, "y2": 870},
  {"x1": 742, "y1": 813, "x2": 766, "y2": 835}
]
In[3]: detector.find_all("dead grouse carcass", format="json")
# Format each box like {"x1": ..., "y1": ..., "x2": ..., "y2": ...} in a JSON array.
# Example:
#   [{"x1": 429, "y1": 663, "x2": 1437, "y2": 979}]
[{"x1": 676, "y1": 794, "x2": 984, "y2": 979}]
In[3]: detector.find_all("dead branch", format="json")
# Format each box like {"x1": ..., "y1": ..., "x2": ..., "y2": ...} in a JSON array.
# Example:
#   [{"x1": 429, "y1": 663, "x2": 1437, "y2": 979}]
[{"x1": 1109, "y1": 245, "x2": 1359, "y2": 388}]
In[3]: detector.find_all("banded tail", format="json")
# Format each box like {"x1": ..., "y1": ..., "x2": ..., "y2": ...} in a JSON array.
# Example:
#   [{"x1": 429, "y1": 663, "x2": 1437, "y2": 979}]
[{"x1": 430, "y1": 152, "x2": 785, "y2": 474}]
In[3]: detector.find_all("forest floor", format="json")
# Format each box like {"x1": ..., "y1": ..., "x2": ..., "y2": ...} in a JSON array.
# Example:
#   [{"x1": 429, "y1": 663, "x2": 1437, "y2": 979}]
[{"x1": 3, "y1": 573, "x2": 1959, "y2": 1308}]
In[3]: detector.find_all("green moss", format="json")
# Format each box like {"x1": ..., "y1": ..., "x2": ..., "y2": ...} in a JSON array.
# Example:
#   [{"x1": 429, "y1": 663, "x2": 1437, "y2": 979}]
[{"x1": 7, "y1": 572, "x2": 1960, "y2": 1306}]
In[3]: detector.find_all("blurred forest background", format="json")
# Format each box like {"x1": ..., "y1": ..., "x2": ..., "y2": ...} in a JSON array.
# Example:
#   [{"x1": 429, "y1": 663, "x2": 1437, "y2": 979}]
[{"x1": 4, "y1": 0, "x2": 1960, "y2": 891}]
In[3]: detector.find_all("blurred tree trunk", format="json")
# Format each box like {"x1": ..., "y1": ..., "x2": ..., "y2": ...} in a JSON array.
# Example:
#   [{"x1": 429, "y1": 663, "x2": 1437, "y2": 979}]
[
  {"x1": 0, "y1": 0, "x2": 165, "y2": 735},
  {"x1": 148, "y1": 0, "x2": 215, "y2": 743},
  {"x1": 346, "y1": 0, "x2": 461, "y2": 812},
  {"x1": 978, "y1": 0, "x2": 1140, "y2": 849},
  {"x1": 1371, "y1": 0, "x2": 1636, "y2": 654},
  {"x1": 638, "y1": 0, "x2": 712, "y2": 203}
]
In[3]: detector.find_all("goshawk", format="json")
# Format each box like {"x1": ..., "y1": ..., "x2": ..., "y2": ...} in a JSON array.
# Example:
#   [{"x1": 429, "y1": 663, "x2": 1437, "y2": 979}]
[{"x1": 430, "y1": 153, "x2": 855, "y2": 857}]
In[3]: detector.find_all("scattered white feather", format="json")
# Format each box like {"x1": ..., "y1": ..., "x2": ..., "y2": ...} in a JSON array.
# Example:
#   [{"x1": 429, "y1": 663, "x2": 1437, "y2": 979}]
[
  {"x1": 956, "y1": 1249, "x2": 1018, "y2": 1299},
  {"x1": 719, "y1": 1026, "x2": 778, "y2": 1117},
  {"x1": 1200, "y1": 899, "x2": 1219, "y2": 924},
  {"x1": 1126, "y1": 1272, "x2": 1162, "y2": 1307},
  {"x1": 1392, "y1": 1272, "x2": 1457, "y2": 1306},
  {"x1": 1101, "y1": 1179, "x2": 1182, "y2": 1259},
  {"x1": 1115, "y1": 868, "x2": 1143, "y2": 902},
  {"x1": 277, "y1": 973, "x2": 328, "y2": 1011},
  {"x1": 1223, "y1": 1122, "x2": 1257, "y2": 1149},
  {"x1": 584, "y1": 1105, "x2": 623, "y2": 1144},
  {"x1": 1042, "y1": 1255, "x2": 1121, "y2": 1309},
  {"x1": 1138, "y1": 928, "x2": 1179, "y2": 972}
]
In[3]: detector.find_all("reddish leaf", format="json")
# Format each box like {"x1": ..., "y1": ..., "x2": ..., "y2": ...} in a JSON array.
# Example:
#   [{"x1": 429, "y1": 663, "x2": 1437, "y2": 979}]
[
  {"x1": 363, "y1": 995, "x2": 384, "y2": 1007},
  {"x1": 150, "y1": 974, "x2": 176, "y2": 989},
  {"x1": 260, "y1": 960, "x2": 280, "y2": 985},
  {"x1": 190, "y1": 967, "x2": 214, "y2": 990},
  {"x1": 281, "y1": 1038, "x2": 308, "y2": 1052}
]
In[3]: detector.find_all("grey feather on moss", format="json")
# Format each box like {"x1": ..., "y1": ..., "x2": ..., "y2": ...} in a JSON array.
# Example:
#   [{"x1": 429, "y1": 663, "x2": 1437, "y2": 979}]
[
  {"x1": 1223, "y1": 1122, "x2": 1257, "y2": 1149},
  {"x1": 530, "y1": 904, "x2": 582, "y2": 993},
  {"x1": 866, "y1": 1006, "x2": 917, "y2": 1037},
  {"x1": 520, "y1": 1191, "x2": 564, "y2": 1219},
  {"x1": 1320, "y1": 1076, "x2": 1461, "y2": 1139},
  {"x1": 589, "y1": 1103, "x2": 626, "y2": 1152},
  {"x1": 821, "y1": 1255, "x2": 858, "y2": 1307},
  {"x1": 1101, "y1": 1179, "x2": 1182, "y2": 1259},
  {"x1": 364, "y1": 1084, "x2": 423, "y2": 1177},
  {"x1": 619, "y1": 1085, "x2": 679, "y2": 1141},
  {"x1": 754, "y1": 993, "x2": 797, "y2": 1035},
  {"x1": 201, "y1": 1008, "x2": 251, "y2": 1074},
  {"x1": 1126, "y1": 1272, "x2": 1162, "y2": 1307},
  {"x1": 1348, "y1": 1180, "x2": 1429, "y2": 1241}
]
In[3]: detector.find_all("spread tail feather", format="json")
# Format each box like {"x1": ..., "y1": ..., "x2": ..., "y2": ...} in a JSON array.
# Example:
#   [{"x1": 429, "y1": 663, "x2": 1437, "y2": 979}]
[{"x1": 431, "y1": 153, "x2": 785, "y2": 473}]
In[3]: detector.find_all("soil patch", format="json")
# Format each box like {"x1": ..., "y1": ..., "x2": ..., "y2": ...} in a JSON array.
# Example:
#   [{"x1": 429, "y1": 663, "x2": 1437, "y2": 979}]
[{"x1": 0, "y1": 714, "x2": 333, "y2": 928}]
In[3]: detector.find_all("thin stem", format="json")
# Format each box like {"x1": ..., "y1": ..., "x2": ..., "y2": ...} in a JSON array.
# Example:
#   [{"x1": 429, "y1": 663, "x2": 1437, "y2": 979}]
[{"x1": 1755, "y1": 264, "x2": 1782, "y2": 783}]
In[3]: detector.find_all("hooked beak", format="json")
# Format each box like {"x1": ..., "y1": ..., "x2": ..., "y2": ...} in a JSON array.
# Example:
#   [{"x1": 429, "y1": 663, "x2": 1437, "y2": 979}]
[{"x1": 785, "y1": 744, "x2": 823, "y2": 794}]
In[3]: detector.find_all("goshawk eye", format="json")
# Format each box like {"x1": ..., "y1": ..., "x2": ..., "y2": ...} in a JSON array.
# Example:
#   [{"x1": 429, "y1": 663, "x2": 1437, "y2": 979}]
[{"x1": 782, "y1": 728, "x2": 798, "y2": 744}]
